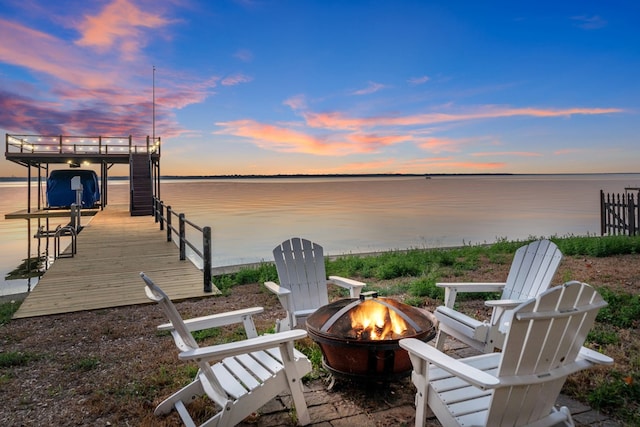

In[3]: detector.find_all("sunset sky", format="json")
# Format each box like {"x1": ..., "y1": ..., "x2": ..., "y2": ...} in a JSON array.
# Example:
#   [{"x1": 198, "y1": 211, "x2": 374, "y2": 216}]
[{"x1": 0, "y1": 0, "x2": 638, "y2": 177}]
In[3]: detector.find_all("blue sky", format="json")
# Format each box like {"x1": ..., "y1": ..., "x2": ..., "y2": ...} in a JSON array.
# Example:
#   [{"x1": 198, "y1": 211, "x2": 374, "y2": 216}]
[{"x1": 0, "y1": 0, "x2": 638, "y2": 176}]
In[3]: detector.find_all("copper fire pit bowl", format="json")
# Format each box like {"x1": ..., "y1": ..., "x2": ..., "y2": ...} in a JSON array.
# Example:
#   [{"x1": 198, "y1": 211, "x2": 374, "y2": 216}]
[{"x1": 306, "y1": 292, "x2": 437, "y2": 381}]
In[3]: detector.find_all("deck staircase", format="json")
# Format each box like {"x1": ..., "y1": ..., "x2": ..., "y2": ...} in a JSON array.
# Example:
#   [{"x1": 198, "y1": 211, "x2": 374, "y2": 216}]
[{"x1": 129, "y1": 154, "x2": 153, "y2": 216}]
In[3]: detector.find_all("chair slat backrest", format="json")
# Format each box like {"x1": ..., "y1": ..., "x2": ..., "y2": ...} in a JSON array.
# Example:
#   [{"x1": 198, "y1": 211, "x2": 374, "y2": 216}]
[
  {"x1": 486, "y1": 282, "x2": 606, "y2": 426},
  {"x1": 273, "y1": 237, "x2": 329, "y2": 311},
  {"x1": 141, "y1": 272, "x2": 229, "y2": 404},
  {"x1": 502, "y1": 239, "x2": 562, "y2": 301}
]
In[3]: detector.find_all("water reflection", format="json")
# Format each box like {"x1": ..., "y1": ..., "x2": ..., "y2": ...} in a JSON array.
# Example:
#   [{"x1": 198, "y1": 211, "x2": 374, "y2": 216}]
[{"x1": 2, "y1": 174, "x2": 639, "y2": 297}]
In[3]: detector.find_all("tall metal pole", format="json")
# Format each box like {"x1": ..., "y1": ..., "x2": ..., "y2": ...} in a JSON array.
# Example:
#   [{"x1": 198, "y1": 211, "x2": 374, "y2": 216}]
[{"x1": 152, "y1": 65, "x2": 156, "y2": 140}]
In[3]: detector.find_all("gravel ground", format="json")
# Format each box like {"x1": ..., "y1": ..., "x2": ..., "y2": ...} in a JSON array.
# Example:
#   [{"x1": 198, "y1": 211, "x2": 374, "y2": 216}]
[{"x1": 1, "y1": 253, "x2": 638, "y2": 426}]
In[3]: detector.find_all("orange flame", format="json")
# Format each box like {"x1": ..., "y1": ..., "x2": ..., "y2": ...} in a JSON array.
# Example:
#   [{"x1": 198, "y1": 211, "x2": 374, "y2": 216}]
[{"x1": 349, "y1": 300, "x2": 408, "y2": 340}]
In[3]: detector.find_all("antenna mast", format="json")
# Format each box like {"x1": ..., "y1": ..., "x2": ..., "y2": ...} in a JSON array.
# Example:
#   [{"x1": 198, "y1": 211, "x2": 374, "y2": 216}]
[{"x1": 152, "y1": 65, "x2": 156, "y2": 140}]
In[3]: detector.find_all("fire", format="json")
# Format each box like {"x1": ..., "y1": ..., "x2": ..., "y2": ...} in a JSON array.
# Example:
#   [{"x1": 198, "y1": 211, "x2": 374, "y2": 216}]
[{"x1": 349, "y1": 299, "x2": 409, "y2": 340}]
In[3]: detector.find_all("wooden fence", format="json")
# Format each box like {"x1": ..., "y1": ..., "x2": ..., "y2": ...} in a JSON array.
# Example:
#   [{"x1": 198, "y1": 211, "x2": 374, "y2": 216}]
[{"x1": 600, "y1": 189, "x2": 640, "y2": 236}]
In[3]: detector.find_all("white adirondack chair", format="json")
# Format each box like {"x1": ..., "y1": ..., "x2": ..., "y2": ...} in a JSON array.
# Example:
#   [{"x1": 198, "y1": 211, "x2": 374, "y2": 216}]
[
  {"x1": 264, "y1": 237, "x2": 366, "y2": 332},
  {"x1": 434, "y1": 239, "x2": 563, "y2": 352},
  {"x1": 140, "y1": 272, "x2": 312, "y2": 426},
  {"x1": 400, "y1": 280, "x2": 613, "y2": 427}
]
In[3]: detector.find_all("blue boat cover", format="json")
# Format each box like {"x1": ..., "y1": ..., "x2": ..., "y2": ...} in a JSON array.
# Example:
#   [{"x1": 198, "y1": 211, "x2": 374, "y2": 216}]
[{"x1": 46, "y1": 169, "x2": 100, "y2": 208}]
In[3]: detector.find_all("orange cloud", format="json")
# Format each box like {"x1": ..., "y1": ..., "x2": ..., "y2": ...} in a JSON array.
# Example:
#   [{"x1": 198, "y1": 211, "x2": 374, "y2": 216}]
[
  {"x1": 471, "y1": 151, "x2": 541, "y2": 157},
  {"x1": 553, "y1": 148, "x2": 582, "y2": 155},
  {"x1": 215, "y1": 119, "x2": 347, "y2": 155},
  {"x1": 216, "y1": 102, "x2": 625, "y2": 159},
  {"x1": 298, "y1": 106, "x2": 623, "y2": 132},
  {"x1": 332, "y1": 159, "x2": 398, "y2": 172},
  {"x1": 404, "y1": 157, "x2": 506, "y2": 171},
  {"x1": 75, "y1": 0, "x2": 171, "y2": 60},
  {"x1": 418, "y1": 137, "x2": 465, "y2": 153},
  {"x1": 346, "y1": 133, "x2": 411, "y2": 149}
]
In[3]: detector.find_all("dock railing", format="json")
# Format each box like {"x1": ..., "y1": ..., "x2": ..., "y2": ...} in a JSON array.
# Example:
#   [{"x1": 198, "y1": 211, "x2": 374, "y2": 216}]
[
  {"x1": 5, "y1": 134, "x2": 161, "y2": 156},
  {"x1": 153, "y1": 197, "x2": 213, "y2": 292},
  {"x1": 600, "y1": 189, "x2": 640, "y2": 236}
]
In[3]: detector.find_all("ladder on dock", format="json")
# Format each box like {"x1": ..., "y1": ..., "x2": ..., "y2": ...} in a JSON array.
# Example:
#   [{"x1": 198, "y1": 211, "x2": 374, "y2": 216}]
[{"x1": 130, "y1": 153, "x2": 153, "y2": 216}]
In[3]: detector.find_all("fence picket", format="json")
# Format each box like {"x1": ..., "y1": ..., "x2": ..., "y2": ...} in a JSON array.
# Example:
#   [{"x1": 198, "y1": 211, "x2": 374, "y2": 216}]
[{"x1": 601, "y1": 190, "x2": 639, "y2": 236}]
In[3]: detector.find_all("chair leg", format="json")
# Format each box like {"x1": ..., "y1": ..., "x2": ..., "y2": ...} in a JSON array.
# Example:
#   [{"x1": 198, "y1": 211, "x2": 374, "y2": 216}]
[
  {"x1": 155, "y1": 378, "x2": 205, "y2": 417},
  {"x1": 413, "y1": 377, "x2": 429, "y2": 427},
  {"x1": 290, "y1": 378, "x2": 310, "y2": 425},
  {"x1": 434, "y1": 329, "x2": 448, "y2": 351}
]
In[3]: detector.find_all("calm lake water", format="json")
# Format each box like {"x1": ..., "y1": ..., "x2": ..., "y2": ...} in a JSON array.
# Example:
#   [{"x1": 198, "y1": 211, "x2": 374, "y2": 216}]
[{"x1": 2, "y1": 174, "x2": 639, "y2": 296}]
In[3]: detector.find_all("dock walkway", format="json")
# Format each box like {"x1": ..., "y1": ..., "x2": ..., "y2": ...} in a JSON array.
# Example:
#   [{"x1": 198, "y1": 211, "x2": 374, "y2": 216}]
[{"x1": 14, "y1": 205, "x2": 219, "y2": 319}]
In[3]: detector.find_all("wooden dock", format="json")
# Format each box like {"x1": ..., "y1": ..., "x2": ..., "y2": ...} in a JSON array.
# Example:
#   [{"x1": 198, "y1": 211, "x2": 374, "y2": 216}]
[{"x1": 13, "y1": 205, "x2": 220, "y2": 319}]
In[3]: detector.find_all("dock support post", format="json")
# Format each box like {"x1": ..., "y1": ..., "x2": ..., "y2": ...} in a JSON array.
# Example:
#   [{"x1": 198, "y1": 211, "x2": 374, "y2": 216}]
[
  {"x1": 203, "y1": 226, "x2": 212, "y2": 292},
  {"x1": 179, "y1": 213, "x2": 186, "y2": 260}
]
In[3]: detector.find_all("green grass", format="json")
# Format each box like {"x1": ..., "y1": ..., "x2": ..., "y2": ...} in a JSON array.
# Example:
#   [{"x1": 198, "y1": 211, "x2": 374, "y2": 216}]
[
  {"x1": 588, "y1": 371, "x2": 640, "y2": 425},
  {"x1": 594, "y1": 288, "x2": 640, "y2": 328},
  {"x1": 68, "y1": 357, "x2": 100, "y2": 372},
  {"x1": 207, "y1": 234, "x2": 640, "y2": 425},
  {"x1": 0, "y1": 299, "x2": 21, "y2": 325},
  {"x1": 0, "y1": 351, "x2": 39, "y2": 368}
]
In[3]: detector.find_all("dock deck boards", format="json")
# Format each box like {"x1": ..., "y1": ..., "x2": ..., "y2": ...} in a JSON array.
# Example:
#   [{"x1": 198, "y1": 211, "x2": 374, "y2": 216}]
[{"x1": 13, "y1": 205, "x2": 220, "y2": 319}]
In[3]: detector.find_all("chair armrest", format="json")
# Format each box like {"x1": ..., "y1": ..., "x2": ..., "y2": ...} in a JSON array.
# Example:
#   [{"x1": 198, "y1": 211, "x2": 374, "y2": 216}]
[
  {"x1": 484, "y1": 299, "x2": 523, "y2": 309},
  {"x1": 436, "y1": 282, "x2": 506, "y2": 292},
  {"x1": 436, "y1": 282, "x2": 506, "y2": 308},
  {"x1": 579, "y1": 346, "x2": 614, "y2": 365},
  {"x1": 179, "y1": 329, "x2": 308, "y2": 361},
  {"x1": 264, "y1": 281, "x2": 291, "y2": 297},
  {"x1": 399, "y1": 338, "x2": 500, "y2": 389},
  {"x1": 158, "y1": 307, "x2": 264, "y2": 333},
  {"x1": 328, "y1": 276, "x2": 366, "y2": 298}
]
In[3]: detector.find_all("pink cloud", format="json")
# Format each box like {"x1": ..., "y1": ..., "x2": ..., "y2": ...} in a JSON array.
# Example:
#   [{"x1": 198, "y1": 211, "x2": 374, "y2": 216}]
[
  {"x1": 553, "y1": 148, "x2": 582, "y2": 155},
  {"x1": 221, "y1": 73, "x2": 253, "y2": 86},
  {"x1": 347, "y1": 133, "x2": 411, "y2": 148},
  {"x1": 75, "y1": 0, "x2": 171, "y2": 60},
  {"x1": 216, "y1": 104, "x2": 624, "y2": 159},
  {"x1": 215, "y1": 119, "x2": 335, "y2": 155},
  {"x1": 339, "y1": 159, "x2": 398, "y2": 172},
  {"x1": 283, "y1": 94, "x2": 308, "y2": 111},
  {"x1": 418, "y1": 137, "x2": 465, "y2": 153},
  {"x1": 352, "y1": 81, "x2": 387, "y2": 95},
  {"x1": 0, "y1": 10, "x2": 219, "y2": 138},
  {"x1": 215, "y1": 120, "x2": 393, "y2": 156},
  {"x1": 300, "y1": 106, "x2": 623, "y2": 132},
  {"x1": 0, "y1": 19, "x2": 116, "y2": 88},
  {"x1": 233, "y1": 49, "x2": 254, "y2": 62},
  {"x1": 381, "y1": 106, "x2": 624, "y2": 127},
  {"x1": 302, "y1": 111, "x2": 367, "y2": 131},
  {"x1": 408, "y1": 76, "x2": 430, "y2": 85}
]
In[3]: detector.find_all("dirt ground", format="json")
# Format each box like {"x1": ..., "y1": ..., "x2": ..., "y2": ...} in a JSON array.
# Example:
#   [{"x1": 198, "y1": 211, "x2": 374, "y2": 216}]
[{"x1": 0, "y1": 253, "x2": 638, "y2": 426}]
